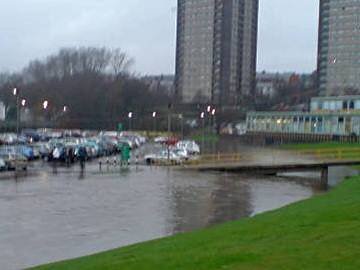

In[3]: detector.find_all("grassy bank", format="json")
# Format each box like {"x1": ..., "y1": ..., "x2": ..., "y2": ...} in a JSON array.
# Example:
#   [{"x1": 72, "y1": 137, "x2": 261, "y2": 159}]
[
  {"x1": 282, "y1": 142, "x2": 360, "y2": 151},
  {"x1": 191, "y1": 133, "x2": 219, "y2": 143},
  {"x1": 282, "y1": 142, "x2": 360, "y2": 164},
  {"x1": 31, "y1": 177, "x2": 360, "y2": 270}
]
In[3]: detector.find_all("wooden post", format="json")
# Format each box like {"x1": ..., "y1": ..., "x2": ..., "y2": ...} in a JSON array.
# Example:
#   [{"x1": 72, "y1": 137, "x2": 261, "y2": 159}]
[{"x1": 320, "y1": 167, "x2": 329, "y2": 187}]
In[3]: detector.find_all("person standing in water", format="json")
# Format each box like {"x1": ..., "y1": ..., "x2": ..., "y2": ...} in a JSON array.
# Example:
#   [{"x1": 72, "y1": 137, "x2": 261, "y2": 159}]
[{"x1": 78, "y1": 146, "x2": 87, "y2": 170}]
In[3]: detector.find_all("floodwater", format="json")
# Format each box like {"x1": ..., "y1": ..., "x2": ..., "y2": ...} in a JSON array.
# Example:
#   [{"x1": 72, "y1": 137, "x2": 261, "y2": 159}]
[{"x1": 0, "y1": 144, "x2": 356, "y2": 269}]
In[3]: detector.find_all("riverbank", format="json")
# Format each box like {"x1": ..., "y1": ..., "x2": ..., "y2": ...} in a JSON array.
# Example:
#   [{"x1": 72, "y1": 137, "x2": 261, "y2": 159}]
[
  {"x1": 282, "y1": 142, "x2": 360, "y2": 151},
  {"x1": 31, "y1": 176, "x2": 360, "y2": 270},
  {"x1": 282, "y1": 142, "x2": 360, "y2": 169}
]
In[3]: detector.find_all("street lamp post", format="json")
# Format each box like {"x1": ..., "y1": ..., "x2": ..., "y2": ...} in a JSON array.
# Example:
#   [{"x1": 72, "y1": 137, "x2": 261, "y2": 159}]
[
  {"x1": 167, "y1": 113, "x2": 171, "y2": 134},
  {"x1": 43, "y1": 100, "x2": 49, "y2": 126},
  {"x1": 128, "y1": 112, "x2": 133, "y2": 131},
  {"x1": 20, "y1": 99, "x2": 26, "y2": 129},
  {"x1": 152, "y1": 112, "x2": 157, "y2": 132},
  {"x1": 207, "y1": 105, "x2": 212, "y2": 134},
  {"x1": 200, "y1": 112, "x2": 205, "y2": 154},
  {"x1": 167, "y1": 103, "x2": 172, "y2": 134},
  {"x1": 179, "y1": 114, "x2": 184, "y2": 140},
  {"x1": 43, "y1": 100, "x2": 49, "y2": 110},
  {"x1": 13, "y1": 88, "x2": 20, "y2": 136},
  {"x1": 211, "y1": 108, "x2": 216, "y2": 134},
  {"x1": 211, "y1": 108, "x2": 216, "y2": 154},
  {"x1": 16, "y1": 97, "x2": 26, "y2": 136},
  {"x1": 61, "y1": 106, "x2": 68, "y2": 129}
]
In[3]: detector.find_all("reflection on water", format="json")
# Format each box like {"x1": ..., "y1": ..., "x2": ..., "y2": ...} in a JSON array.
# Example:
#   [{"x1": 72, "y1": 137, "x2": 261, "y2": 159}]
[
  {"x1": 0, "y1": 162, "x2": 319, "y2": 270},
  {"x1": 166, "y1": 171, "x2": 253, "y2": 233}
]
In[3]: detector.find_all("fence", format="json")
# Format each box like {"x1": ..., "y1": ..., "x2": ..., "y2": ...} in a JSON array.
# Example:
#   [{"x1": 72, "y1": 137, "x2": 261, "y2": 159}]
[
  {"x1": 183, "y1": 153, "x2": 245, "y2": 166},
  {"x1": 293, "y1": 148, "x2": 360, "y2": 161},
  {"x1": 145, "y1": 153, "x2": 245, "y2": 167}
]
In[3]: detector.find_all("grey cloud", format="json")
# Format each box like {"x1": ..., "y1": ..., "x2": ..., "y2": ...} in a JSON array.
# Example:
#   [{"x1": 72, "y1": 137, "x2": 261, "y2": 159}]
[{"x1": 0, "y1": 0, "x2": 318, "y2": 75}]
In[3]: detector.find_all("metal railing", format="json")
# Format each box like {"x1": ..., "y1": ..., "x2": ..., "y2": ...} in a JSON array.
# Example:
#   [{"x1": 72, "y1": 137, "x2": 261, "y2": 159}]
[
  {"x1": 294, "y1": 148, "x2": 360, "y2": 161},
  {"x1": 145, "y1": 153, "x2": 245, "y2": 167},
  {"x1": 183, "y1": 153, "x2": 245, "y2": 166}
]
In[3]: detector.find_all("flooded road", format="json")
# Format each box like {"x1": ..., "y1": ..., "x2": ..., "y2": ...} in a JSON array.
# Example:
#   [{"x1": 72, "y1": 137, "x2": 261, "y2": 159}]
[{"x1": 0, "y1": 162, "x2": 318, "y2": 270}]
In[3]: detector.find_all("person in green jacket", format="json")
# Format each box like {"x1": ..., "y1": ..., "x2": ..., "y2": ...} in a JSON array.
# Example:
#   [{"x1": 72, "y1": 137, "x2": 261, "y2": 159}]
[{"x1": 121, "y1": 144, "x2": 131, "y2": 166}]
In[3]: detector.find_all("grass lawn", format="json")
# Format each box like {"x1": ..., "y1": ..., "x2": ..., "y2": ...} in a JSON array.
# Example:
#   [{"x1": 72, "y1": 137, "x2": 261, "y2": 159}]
[
  {"x1": 281, "y1": 143, "x2": 360, "y2": 167},
  {"x1": 31, "y1": 176, "x2": 360, "y2": 270},
  {"x1": 191, "y1": 133, "x2": 219, "y2": 143}
]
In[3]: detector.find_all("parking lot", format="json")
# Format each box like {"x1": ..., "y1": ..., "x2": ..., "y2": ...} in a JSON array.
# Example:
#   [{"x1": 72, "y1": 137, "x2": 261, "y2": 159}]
[{"x1": 0, "y1": 129, "x2": 204, "y2": 175}]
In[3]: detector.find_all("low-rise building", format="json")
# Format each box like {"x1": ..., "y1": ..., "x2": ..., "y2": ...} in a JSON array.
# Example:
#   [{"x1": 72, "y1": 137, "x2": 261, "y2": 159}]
[
  {"x1": 247, "y1": 96, "x2": 360, "y2": 136},
  {"x1": 256, "y1": 79, "x2": 276, "y2": 97},
  {"x1": 247, "y1": 111, "x2": 360, "y2": 136},
  {"x1": 311, "y1": 96, "x2": 360, "y2": 112}
]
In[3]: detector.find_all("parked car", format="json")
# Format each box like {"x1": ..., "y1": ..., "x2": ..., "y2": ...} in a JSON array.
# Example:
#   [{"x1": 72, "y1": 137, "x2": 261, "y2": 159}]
[
  {"x1": 0, "y1": 133, "x2": 18, "y2": 145},
  {"x1": 101, "y1": 131, "x2": 119, "y2": 137},
  {"x1": 154, "y1": 136, "x2": 167, "y2": 144},
  {"x1": 32, "y1": 143, "x2": 51, "y2": 160},
  {"x1": 52, "y1": 143, "x2": 67, "y2": 162},
  {"x1": 15, "y1": 145, "x2": 35, "y2": 161},
  {"x1": 171, "y1": 148, "x2": 190, "y2": 161},
  {"x1": 154, "y1": 137, "x2": 179, "y2": 146},
  {"x1": 176, "y1": 140, "x2": 200, "y2": 155},
  {"x1": 101, "y1": 136, "x2": 120, "y2": 154},
  {"x1": 99, "y1": 139, "x2": 117, "y2": 156},
  {"x1": 31, "y1": 146, "x2": 41, "y2": 159},
  {"x1": 0, "y1": 153, "x2": 28, "y2": 171},
  {"x1": 83, "y1": 142, "x2": 98, "y2": 159},
  {"x1": 0, "y1": 158, "x2": 6, "y2": 171},
  {"x1": 120, "y1": 132, "x2": 146, "y2": 146},
  {"x1": 22, "y1": 129, "x2": 41, "y2": 143},
  {"x1": 144, "y1": 150, "x2": 182, "y2": 165},
  {"x1": 86, "y1": 139, "x2": 106, "y2": 157}
]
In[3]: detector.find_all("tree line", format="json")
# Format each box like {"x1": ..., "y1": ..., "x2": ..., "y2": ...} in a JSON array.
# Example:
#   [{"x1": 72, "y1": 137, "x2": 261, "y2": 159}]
[{"x1": 0, "y1": 47, "x2": 171, "y2": 130}]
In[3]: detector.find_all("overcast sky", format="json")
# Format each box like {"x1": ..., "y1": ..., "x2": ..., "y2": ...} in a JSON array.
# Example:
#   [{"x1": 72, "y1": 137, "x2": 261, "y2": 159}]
[{"x1": 0, "y1": 0, "x2": 319, "y2": 75}]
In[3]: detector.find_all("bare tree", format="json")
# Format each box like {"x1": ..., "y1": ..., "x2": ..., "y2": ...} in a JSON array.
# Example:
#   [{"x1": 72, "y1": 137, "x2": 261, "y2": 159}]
[
  {"x1": 110, "y1": 48, "x2": 133, "y2": 77},
  {"x1": 0, "y1": 47, "x2": 171, "y2": 130}
]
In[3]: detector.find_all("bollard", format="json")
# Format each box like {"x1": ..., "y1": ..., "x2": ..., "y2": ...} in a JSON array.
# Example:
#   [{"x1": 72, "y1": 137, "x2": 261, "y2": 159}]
[{"x1": 320, "y1": 167, "x2": 329, "y2": 188}]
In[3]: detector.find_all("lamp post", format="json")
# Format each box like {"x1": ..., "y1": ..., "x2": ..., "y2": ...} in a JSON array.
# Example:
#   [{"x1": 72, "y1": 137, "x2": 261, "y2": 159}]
[
  {"x1": 179, "y1": 114, "x2": 184, "y2": 140},
  {"x1": 20, "y1": 98, "x2": 27, "y2": 134},
  {"x1": 200, "y1": 112, "x2": 205, "y2": 154},
  {"x1": 62, "y1": 106, "x2": 68, "y2": 128},
  {"x1": 206, "y1": 105, "x2": 213, "y2": 134},
  {"x1": 128, "y1": 112, "x2": 133, "y2": 131},
  {"x1": 211, "y1": 108, "x2": 216, "y2": 153},
  {"x1": 152, "y1": 111, "x2": 157, "y2": 132},
  {"x1": 167, "y1": 103, "x2": 172, "y2": 134},
  {"x1": 211, "y1": 108, "x2": 216, "y2": 134},
  {"x1": 42, "y1": 100, "x2": 49, "y2": 126},
  {"x1": 43, "y1": 100, "x2": 49, "y2": 110},
  {"x1": 13, "y1": 88, "x2": 20, "y2": 136}
]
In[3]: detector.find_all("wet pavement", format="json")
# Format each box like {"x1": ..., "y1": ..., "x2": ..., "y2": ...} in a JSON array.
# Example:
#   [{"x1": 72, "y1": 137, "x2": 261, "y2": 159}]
[{"x1": 0, "y1": 143, "x2": 357, "y2": 269}]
